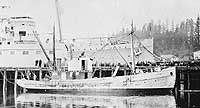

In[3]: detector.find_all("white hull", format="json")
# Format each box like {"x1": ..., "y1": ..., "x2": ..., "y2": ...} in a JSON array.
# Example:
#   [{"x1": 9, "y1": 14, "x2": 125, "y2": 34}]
[{"x1": 16, "y1": 67, "x2": 176, "y2": 93}]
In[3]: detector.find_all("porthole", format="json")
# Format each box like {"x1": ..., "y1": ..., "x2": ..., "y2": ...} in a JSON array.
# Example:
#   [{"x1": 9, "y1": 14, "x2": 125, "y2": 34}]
[
  {"x1": 10, "y1": 51, "x2": 15, "y2": 55},
  {"x1": 23, "y1": 51, "x2": 29, "y2": 55}
]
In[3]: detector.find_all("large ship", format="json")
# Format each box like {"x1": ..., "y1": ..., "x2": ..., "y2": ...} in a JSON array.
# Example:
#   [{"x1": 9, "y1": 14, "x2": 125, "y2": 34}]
[{"x1": 0, "y1": 5, "x2": 67, "y2": 68}]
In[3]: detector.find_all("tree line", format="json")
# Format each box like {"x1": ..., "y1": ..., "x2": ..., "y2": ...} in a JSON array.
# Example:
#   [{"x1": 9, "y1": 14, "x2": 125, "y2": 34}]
[{"x1": 116, "y1": 16, "x2": 200, "y2": 59}]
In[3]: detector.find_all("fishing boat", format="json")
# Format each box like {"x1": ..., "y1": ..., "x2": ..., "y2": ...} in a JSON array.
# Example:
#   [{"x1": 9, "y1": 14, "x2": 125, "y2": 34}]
[
  {"x1": 15, "y1": 24, "x2": 176, "y2": 95},
  {"x1": 14, "y1": 0, "x2": 176, "y2": 95},
  {"x1": 16, "y1": 67, "x2": 176, "y2": 95}
]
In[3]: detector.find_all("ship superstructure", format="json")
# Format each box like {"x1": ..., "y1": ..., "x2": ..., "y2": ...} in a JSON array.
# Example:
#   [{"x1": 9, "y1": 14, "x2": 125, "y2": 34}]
[{"x1": 0, "y1": 15, "x2": 67, "y2": 67}]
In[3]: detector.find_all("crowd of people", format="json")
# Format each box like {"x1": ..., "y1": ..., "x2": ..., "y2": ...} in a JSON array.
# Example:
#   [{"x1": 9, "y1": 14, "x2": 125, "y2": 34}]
[{"x1": 92, "y1": 60, "x2": 200, "y2": 68}]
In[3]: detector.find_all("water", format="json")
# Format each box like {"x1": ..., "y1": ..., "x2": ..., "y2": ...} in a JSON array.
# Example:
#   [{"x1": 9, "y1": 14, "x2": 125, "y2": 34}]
[{"x1": 0, "y1": 82, "x2": 200, "y2": 108}]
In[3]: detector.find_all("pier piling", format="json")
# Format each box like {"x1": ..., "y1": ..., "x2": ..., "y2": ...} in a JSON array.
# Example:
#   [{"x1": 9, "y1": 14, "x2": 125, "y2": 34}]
[
  {"x1": 14, "y1": 69, "x2": 18, "y2": 98},
  {"x1": 99, "y1": 68, "x2": 102, "y2": 78},
  {"x1": 3, "y1": 69, "x2": 7, "y2": 106},
  {"x1": 39, "y1": 68, "x2": 42, "y2": 80}
]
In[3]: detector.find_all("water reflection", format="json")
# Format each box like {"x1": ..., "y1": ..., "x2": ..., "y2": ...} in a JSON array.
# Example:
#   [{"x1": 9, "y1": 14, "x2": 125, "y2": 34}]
[
  {"x1": 0, "y1": 81, "x2": 15, "y2": 108},
  {"x1": 176, "y1": 92, "x2": 200, "y2": 108},
  {"x1": 16, "y1": 93, "x2": 176, "y2": 108}
]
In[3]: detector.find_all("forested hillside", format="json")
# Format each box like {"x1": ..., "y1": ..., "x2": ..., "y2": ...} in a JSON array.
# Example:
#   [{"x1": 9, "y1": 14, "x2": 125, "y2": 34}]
[{"x1": 116, "y1": 16, "x2": 200, "y2": 59}]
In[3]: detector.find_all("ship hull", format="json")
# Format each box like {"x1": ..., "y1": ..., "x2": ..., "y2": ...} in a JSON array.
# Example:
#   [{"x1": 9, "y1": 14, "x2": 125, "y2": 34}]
[
  {"x1": 26, "y1": 88, "x2": 173, "y2": 96},
  {"x1": 16, "y1": 67, "x2": 176, "y2": 95}
]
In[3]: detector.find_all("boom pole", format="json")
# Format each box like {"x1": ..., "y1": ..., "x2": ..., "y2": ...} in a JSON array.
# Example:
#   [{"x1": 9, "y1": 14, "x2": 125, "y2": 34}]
[
  {"x1": 53, "y1": 23, "x2": 56, "y2": 70},
  {"x1": 33, "y1": 31, "x2": 53, "y2": 69}
]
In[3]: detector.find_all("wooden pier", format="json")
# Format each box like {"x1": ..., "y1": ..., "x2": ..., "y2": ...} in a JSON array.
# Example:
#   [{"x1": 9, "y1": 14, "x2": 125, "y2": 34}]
[
  {"x1": 0, "y1": 67, "x2": 50, "y2": 106},
  {"x1": 93, "y1": 65, "x2": 200, "y2": 95},
  {"x1": 176, "y1": 66, "x2": 200, "y2": 92},
  {"x1": 0, "y1": 65, "x2": 200, "y2": 96}
]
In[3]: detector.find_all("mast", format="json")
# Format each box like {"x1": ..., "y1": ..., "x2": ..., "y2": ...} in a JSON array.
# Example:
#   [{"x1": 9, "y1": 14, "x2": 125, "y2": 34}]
[
  {"x1": 53, "y1": 23, "x2": 56, "y2": 70},
  {"x1": 130, "y1": 20, "x2": 135, "y2": 74},
  {"x1": 55, "y1": 0, "x2": 62, "y2": 42}
]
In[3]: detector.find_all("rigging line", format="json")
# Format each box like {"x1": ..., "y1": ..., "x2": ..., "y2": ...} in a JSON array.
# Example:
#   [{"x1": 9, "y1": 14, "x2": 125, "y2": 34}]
[
  {"x1": 89, "y1": 42, "x2": 110, "y2": 58},
  {"x1": 112, "y1": 34, "x2": 129, "y2": 43},
  {"x1": 108, "y1": 38, "x2": 132, "y2": 69},
  {"x1": 110, "y1": 46, "x2": 115, "y2": 65},
  {"x1": 20, "y1": 71, "x2": 25, "y2": 78},
  {"x1": 132, "y1": 33, "x2": 162, "y2": 61},
  {"x1": 89, "y1": 35, "x2": 129, "y2": 58},
  {"x1": 98, "y1": 46, "x2": 107, "y2": 64},
  {"x1": 113, "y1": 46, "x2": 131, "y2": 69}
]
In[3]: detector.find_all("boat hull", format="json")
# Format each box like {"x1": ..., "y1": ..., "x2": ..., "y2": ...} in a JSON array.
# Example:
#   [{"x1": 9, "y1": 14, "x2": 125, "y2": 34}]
[
  {"x1": 16, "y1": 67, "x2": 176, "y2": 95},
  {"x1": 25, "y1": 88, "x2": 173, "y2": 96}
]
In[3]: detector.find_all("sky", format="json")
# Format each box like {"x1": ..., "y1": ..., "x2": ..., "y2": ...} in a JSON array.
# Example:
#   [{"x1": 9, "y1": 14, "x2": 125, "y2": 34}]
[{"x1": 1, "y1": 0, "x2": 200, "y2": 39}]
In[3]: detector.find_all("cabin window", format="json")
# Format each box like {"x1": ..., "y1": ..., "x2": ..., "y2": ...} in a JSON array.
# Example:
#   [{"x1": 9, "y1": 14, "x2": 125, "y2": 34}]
[
  {"x1": 49, "y1": 50, "x2": 53, "y2": 54},
  {"x1": 0, "y1": 42, "x2": 2, "y2": 45},
  {"x1": 11, "y1": 26, "x2": 14, "y2": 30},
  {"x1": 5, "y1": 27, "x2": 8, "y2": 33},
  {"x1": 19, "y1": 31, "x2": 26, "y2": 36},
  {"x1": 7, "y1": 42, "x2": 10, "y2": 45},
  {"x1": 10, "y1": 31, "x2": 14, "y2": 37},
  {"x1": 10, "y1": 51, "x2": 15, "y2": 55},
  {"x1": 23, "y1": 51, "x2": 29, "y2": 55},
  {"x1": 56, "y1": 58, "x2": 62, "y2": 68},
  {"x1": 36, "y1": 50, "x2": 41, "y2": 54},
  {"x1": 81, "y1": 60, "x2": 86, "y2": 70}
]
